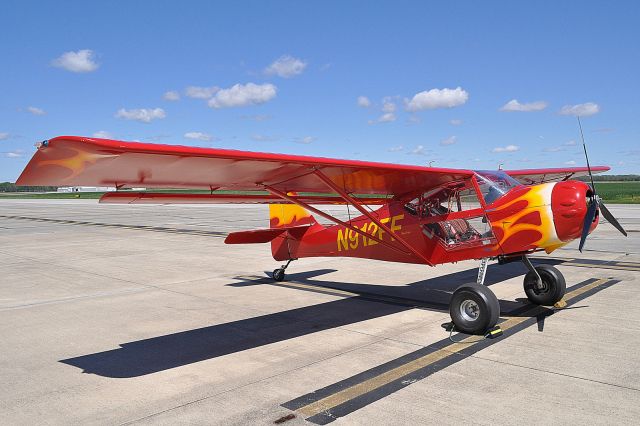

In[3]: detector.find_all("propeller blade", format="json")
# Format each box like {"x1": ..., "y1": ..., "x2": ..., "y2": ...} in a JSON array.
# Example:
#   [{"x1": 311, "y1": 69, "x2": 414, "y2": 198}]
[
  {"x1": 578, "y1": 117, "x2": 597, "y2": 194},
  {"x1": 579, "y1": 201, "x2": 598, "y2": 252},
  {"x1": 599, "y1": 201, "x2": 628, "y2": 237}
]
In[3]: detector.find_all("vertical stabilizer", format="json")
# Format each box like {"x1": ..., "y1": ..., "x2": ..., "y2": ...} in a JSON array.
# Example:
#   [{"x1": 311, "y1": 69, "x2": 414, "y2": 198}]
[
  {"x1": 269, "y1": 202, "x2": 319, "y2": 260},
  {"x1": 269, "y1": 203, "x2": 317, "y2": 228}
]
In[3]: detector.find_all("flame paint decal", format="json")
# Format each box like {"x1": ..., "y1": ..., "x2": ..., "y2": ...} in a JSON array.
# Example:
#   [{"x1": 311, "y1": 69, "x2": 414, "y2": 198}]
[
  {"x1": 269, "y1": 204, "x2": 315, "y2": 228},
  {"x1": 489, "y1": 183, "x2": 566, "y2": 254},
  {"x1": 38, "y1": 147, "x2": 116, "y2": 180}
]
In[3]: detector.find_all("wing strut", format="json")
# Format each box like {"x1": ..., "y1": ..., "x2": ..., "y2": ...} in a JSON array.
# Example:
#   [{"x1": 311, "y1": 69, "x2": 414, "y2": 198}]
[
  {"x1": 312, "y1": 169, "x2": 433, "y2": 265},
  {"x1": 262, "y1": 184, "x2": 412, "y2": 257}
]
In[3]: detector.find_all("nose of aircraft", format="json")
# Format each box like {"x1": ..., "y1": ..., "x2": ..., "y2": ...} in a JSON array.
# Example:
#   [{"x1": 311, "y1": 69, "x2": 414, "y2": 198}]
[{"x1": 551, "y1": 180, "x2": 598, "y2": 242}]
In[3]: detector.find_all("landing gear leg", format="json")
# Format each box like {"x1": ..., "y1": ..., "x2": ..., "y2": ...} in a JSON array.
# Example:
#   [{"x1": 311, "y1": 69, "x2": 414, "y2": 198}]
[
  {"x1": 522, "y1": 255, "x2": 566, "y2": 306},
  {"x1": 272, "y1": 259, "x2": 295, "y2": 282},
  {"x1": 449, "y1": 258, "x2": 500, "y2": 335}
]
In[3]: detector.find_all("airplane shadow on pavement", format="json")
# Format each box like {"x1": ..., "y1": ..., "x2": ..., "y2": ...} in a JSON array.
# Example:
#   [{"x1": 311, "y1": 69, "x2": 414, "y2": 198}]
[{"x1": 60, "y1": 260, "x2": 561, "y2": 378}]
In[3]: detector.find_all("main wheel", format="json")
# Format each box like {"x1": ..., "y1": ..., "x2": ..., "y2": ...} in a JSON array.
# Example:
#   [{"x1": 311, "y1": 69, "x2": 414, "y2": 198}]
[
  {"x1": 272, "y1": 268, "x2": 285, "y2": 282},
  {"x1": 450, "y1": 284, "x2": 500, "y2": 335},
  {"x1": 523, "y1": 265, "x2": 566, "y2": 306}
]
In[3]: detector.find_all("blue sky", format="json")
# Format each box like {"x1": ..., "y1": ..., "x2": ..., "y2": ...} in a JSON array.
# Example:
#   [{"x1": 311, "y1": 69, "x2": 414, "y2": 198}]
[{"x1": 1, "y1": 0, "x2": 639, "y2": 181}]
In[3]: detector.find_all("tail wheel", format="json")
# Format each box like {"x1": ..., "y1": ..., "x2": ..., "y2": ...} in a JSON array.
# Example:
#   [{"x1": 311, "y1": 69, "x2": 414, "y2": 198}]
[
  {"x1": 272, "y1": 268, "x2": 285, "y2": 282},
  {"x1": 523, "y1": 265, "x2": 566, "y2": 306},
  {"x1": 450, "y1": 284, "x2": 500, "y2": 335}
]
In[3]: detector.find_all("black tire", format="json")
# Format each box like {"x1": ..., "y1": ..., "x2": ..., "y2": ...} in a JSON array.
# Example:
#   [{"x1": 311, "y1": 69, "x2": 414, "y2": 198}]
[
  {"x1": 450, "y1": 284, "x2": 500, "y2": 335},
  {"x1": 523, "y1": 265, "x2": 566, "y2": 306},
  {"x1": 272, "y1": 268, "x2": 285, "y2": 282}
]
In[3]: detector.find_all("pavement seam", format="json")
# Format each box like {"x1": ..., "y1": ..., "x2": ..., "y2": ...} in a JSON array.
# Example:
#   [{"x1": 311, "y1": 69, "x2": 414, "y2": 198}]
[{"x1": 0, "y1": 249, "x2": 280, "y2": 315}]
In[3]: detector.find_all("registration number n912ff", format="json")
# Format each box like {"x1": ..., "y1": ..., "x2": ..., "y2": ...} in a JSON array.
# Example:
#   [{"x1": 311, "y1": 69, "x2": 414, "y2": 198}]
[{"x1": 337, "y1": 214, "x2": 404, "y2": 251}]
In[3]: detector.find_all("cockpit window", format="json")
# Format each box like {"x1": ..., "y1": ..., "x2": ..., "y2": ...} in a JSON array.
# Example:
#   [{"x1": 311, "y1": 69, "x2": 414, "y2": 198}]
[{"x1": 474, "y1": 170, "x2": 521, "y2": 204}]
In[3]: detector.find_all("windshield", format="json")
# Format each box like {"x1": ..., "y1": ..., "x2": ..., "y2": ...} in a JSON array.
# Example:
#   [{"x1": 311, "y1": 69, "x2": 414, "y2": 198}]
[{"x1": 473, "y1": 170, "x2": 521, "y2": 204}]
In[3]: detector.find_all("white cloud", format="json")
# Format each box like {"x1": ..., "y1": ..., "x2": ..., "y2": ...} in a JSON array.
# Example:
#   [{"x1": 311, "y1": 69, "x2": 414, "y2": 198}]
[
  {"x1": 51, "y1": 49, "x2": 99, "y2": 73},
  {"x1": 185, "y1": 86, "x2": 219, "y2": 99},
  {"x1": 251, "y1": 134, "x2": 278, "y2": 142},
  {"x1": 163, "y1": 91, "x2": 180, "y2": 101},
  {"x1": 388, "y1": 145, "x2": 404, "y2": 152},
  {"x1": 208, "y1": 83, "x2": 277, "y2": 108},
  {"x1": 450, "y1": 119, "x2": 463, "y2": 126},
  {"x1": 382, "y1": 100, "x2": 396, "y2": 113},
  {"x1": 0, "y1": 132, "x2": 9, "y2": 140},
  {"x1": 294, "y1": 136, "x2": 316, "y2": 144},
  {"x1": 544, "y1": 146, "x2": 564, "y2": 152},
  {"x1": 115, "y1": 108, "x2": 166, "y2": 123},
  {"x1": 357, "y1": 96, "x2": 371, "y2": 108},
  {"x1": 559, "y1": 102, "x2": 600, "y2": 117},
  {"x1": 492, "y1": 144, "x2": 520, "y2": 153},
  {"x1": 564, "y1": 140, "x2": 577, "y2": 146},
  {"x1": 3, "y1": 149, "x2": 24, "y2": 158},
  {"x1": 92, "y1": 130, "x2": 113, "y2": 138},
  {"x1": 265, "y1": 55, "x2": 307, "y2": 78},
  {"x1": 564, "y1": 160, "x2": 577, "y2": 166},
  {"x1": 499, "y1": 99, "x2": 547, "y2": 112},
  {"x1": 184, "y1": 132, "x2": 214, "y2": 142},
  {"x1": 410, "y1": 145, "x2": 428, "y2": 155},
  {"x1": 27, "y1": 106, "x2": 46, "y2": 115},
  {"x1": 368, "y1": 98, "x2": 398, "y2": 123},
  {"x1": 440, "y1": 136, "x2": 457, "y2": 146},
  {"x1": 374, "y1": 112, "x2": 396, "y2": 123},
  {"x1": 406, "y1": 87, "x2": 468, "y2": 112}
]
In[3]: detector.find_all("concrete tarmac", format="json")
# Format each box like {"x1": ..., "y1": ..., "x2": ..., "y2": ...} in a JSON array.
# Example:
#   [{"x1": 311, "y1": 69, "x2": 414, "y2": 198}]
[{"x1": 1, "y1": 200, "x2": 639, "y2": 425}]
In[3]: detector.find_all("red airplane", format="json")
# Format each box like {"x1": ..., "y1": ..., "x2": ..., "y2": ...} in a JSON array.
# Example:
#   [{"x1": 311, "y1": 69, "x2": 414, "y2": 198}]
[{"x1": 16, "y1": 136, "x2": 627, "y2": 334}]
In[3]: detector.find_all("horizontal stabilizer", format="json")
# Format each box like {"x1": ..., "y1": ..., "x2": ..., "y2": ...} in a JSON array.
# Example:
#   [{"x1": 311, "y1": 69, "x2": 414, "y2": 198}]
[{"x1": 225, "y1": 225, "x2": 312, "y2": 244}]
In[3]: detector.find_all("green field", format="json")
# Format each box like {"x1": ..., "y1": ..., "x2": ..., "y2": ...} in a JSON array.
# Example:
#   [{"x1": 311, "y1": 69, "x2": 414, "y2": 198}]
[
  {"x1": 1, "y1": 182, "x2": 639, "y2": 203},
  {"x1": 591, "y1": 181, "x2": 640, "y2": 203}
]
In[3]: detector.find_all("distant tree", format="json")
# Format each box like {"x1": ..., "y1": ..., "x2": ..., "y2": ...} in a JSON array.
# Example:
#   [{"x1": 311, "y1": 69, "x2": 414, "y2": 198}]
[
  {"x1": 576, "y1": 175, "x2": 640, "y2": 182},
  {"x1": 0, "y1": 182, "x2": 58, "y2": 192}
]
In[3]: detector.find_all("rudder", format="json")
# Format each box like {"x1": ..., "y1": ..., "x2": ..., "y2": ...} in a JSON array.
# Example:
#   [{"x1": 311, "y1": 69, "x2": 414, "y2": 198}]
[{"x1": 269, "y1": 203, "x2": 319, "y2": 260}]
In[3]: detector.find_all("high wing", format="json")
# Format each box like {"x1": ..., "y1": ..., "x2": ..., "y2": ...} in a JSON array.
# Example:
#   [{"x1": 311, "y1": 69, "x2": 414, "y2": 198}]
[
  {"x1": 16, "y1": 136, "x2": 473, "y2": 199},
  {"x1": 505, "y1": 166, "x2": 610, "y2": 185}
]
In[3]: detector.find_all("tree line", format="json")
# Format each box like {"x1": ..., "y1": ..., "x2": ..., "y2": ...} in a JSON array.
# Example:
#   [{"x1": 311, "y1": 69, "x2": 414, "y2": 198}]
[
  {"x1": 0, "y1": 182, "x2": 58, "y2": 192},
  {"x1": 576, "y1": 175, "x2": 640, "y2": 182}
]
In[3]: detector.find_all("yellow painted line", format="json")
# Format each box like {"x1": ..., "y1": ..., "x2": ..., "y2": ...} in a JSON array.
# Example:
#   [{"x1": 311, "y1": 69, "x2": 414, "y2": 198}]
[{"x1": 296, "y1": 278, "x2": 609, "y2": 418}]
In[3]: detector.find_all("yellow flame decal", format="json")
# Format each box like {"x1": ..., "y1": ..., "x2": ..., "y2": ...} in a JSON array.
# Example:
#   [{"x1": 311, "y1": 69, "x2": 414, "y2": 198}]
[
  {"x1": 38, "y1": 148, "x2": 116, "y2": 179},
  {"x1": 269, "y1": 204, "x2": 312, "y2": 227},
  {"x1": 491, "y1": 183, "x2": 566, "y2": 253}
]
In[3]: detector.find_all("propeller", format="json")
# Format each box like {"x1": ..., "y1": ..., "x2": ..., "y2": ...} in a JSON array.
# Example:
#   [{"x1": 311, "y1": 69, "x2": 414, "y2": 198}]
[{"x1": 577, "y1": 117, "x2": 627, "y2": 252}]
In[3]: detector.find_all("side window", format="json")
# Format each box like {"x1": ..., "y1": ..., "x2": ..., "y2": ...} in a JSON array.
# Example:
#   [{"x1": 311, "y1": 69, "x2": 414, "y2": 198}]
[
  {"x1": 474, "y1": 171, "x2": 520, "y2": 205},
  {"x1": 403, "y1": 180, "x2": 496, "y2": 249},
  {"x1": 422, "y1": 214, "x2": 495, "y2": 248},
  {"x1": 403, "y1": 180, "x2": 481, "y2": 217}
]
